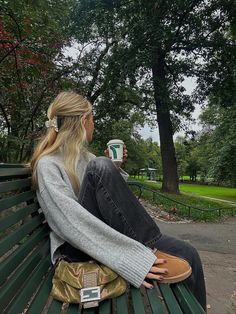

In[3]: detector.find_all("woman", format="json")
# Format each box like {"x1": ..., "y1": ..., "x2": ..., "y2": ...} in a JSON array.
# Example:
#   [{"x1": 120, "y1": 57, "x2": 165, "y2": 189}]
[{"x1": 30, "y1": 91, "x2": 206, "y2": 310}]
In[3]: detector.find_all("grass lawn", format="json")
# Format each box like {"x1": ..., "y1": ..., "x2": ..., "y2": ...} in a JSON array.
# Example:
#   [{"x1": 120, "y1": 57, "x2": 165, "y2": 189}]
[
  {"x1": 129, "y1": 177, "x2": 236, "y2": 221},
  {"x1": 131, "y1": 176, "x2": 236, "y2": 203},
  {"x1": 179, "y1": 184, "x2": 236, "y2": 203}
]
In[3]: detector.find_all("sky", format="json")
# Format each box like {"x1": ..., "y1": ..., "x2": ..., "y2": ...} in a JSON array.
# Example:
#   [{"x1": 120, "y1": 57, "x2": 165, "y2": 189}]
[{"x1": 139, "y1": 77, "x2": 202, "y2": 143}]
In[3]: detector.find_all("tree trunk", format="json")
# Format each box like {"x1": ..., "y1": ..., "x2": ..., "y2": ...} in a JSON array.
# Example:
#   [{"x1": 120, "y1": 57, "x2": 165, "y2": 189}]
[{"x1": 152, "y1": 58, "x2": 180, "y2": 194}]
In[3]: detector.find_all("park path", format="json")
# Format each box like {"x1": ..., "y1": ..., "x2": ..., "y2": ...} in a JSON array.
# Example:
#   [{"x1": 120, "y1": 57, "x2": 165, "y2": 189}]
[
  {"x1": 201, "y1": 195, "x2": 236, "y2": 207},
  {"x1": 157, "y1": 216, "x2": 236, "y2": 254},
  {"x1": 142, "y1": 200, "x2": 236, "y2": 314}
]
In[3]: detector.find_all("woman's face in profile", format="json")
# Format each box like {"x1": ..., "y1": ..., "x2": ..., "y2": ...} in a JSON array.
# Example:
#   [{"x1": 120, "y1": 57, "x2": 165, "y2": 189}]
[{"x1": 84, "y1": 113, "x2": 94, "y2": 142}]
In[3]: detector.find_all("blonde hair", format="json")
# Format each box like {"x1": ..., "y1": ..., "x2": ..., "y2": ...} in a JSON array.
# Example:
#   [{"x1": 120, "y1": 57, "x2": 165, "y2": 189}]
[{"x1": 30, "y1": 91, "x2": 92, "y2": 192}]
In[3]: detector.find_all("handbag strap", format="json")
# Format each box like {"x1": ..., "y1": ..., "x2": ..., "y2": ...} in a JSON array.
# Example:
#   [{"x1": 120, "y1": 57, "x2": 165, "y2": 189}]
[{"x1": 82, "y1": 271, "x2": 99, "y2": 308}]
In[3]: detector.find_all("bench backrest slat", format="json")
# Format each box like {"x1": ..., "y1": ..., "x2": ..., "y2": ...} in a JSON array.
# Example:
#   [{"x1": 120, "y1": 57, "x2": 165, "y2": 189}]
[
  {"x1": 0, "y1": 225, "x2": 49, "y2": 285},
  {"x1": 0, "y1": 164, "x2": 26, "y2": 168},
  {"x1": 27, "y1": 268, "x2": 55, "y2": 314},
  {"x1": 0, "y1": 167, "x2": 31, "y2": 180},
  {"x1": 0, "y1": 165, "x2": 52, "y2": 314},
  {"x1": 0, "y1": 178, "x2": 31, "y2": 193},
  {"x1": 0, "y1": 213, "x2": 44, "y2": 257},
  {"x1": 0, "y1": 190, "x2": 35, "y2": 212},
  {"x1": 0, "y1": 240, "x2": 50, "y2": 312},
  {"x1": 0, "y1": 202, "x2": 39, "y2": 232},
  {"x1": 6, "y1": 257, "x2": 51, "y2": 314}
]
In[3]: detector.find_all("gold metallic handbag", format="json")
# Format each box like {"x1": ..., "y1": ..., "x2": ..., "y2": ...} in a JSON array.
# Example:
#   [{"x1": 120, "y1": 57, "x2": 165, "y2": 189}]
[{"x1": 51, "y1": 259, "x2": 127, "y2": 308}]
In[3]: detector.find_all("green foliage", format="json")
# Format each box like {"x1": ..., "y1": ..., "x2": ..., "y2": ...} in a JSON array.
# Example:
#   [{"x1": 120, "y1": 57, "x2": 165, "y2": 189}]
[
  {"x1": 0, "y1": 0, "x2": 76, "y2": 162},
  {"x1": 199, "y1": 101, "x2": 236, "y2": 187},
  {"x1": 175, "y1": 135, "x2": 202, "y2": 182}
]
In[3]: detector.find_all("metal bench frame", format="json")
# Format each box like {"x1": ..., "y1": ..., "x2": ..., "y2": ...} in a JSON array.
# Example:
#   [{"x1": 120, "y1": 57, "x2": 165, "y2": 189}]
[{"x1": 0, "y1": 164, "x2": 205, "y2": 313}]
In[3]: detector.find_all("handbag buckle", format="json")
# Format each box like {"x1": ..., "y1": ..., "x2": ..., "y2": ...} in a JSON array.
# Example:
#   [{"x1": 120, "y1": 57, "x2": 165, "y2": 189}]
[{"x1": 80, "y1": 286, "x2": 101, "y2": 303}]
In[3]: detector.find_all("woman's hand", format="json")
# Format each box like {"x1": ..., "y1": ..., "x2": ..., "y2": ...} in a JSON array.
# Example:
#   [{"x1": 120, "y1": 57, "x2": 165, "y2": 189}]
[
  {"x1": 142, "y1": 258, "x2": 168, "y2": 289},
  {"x1": 104, "y1": 145, "x2": 128, "y2": 167}
]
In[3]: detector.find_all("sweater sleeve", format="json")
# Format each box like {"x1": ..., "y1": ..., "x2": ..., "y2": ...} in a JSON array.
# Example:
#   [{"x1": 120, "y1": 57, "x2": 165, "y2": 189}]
[
  {"x1": 37, "y1": 159, "x2": 156, "y2": 288},
  {"x1": 119, "y1": 167, "x2": 129, "y2": 181}
]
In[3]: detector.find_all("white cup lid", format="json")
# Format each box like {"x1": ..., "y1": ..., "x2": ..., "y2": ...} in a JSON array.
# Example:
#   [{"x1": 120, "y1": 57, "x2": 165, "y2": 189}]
[{"x1": 107, "y1": 139, "x2": 124, "y2": 146}]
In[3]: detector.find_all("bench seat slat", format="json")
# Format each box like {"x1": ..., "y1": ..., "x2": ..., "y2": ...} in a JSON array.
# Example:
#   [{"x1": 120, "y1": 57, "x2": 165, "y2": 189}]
[
  {"x1": 159, "y1": 284, "x2": 183, "y2": 314},
  {"x1": 6, "y1": 257, "x2": 51, "y2": 314},
  {"x1": 172, "y1": 283, "x2": 205, "y2": 314},
  {"x1": 0, "y1": 224, "x2": 49, "y2": 285},
  {"x1": 83, "y1": 307, "x2": 97, "y2": 313},
  {"x1": 130, "y1": 286, "x2": 146, "y2": 314},
  {"x1": 46, "y1": 298, "x2": 63, "y2": 314},
  {"x1": 0, "y1": 202, "x2": 39, "y2": 232},
  {"x1": 99, "y1": 299, "x2": 111, "y2": 314},
  {"x1": 0, "y1": 213, "x2": 45, "y2": 257},
  {"x1": 146, "y1": 284, "x2": 166, "y2": 314},
  {"x1": 116, "y1": 293, "x2": 128, "y2": 314},
  {"x1": 0, "y1": 178, "x2": 31, "y2": 193},
  {"x1": 0, "y1": 240, "x2": 50, "y2": 312},
  {"x1": 66, "y1": 303, "x2": 82, "y2": 314},
  {"x1": 0, "y1": 190, "x2": 35, "y2": 212}
]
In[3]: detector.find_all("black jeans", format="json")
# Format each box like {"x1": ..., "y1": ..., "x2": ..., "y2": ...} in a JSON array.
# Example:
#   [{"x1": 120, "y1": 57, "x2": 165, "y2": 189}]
[{"x1": 60, "y1": 157, "x2": 206, "y2": 310}]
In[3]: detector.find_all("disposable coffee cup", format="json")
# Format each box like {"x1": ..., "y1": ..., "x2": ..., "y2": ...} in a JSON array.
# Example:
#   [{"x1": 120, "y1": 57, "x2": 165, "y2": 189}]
[{"x1": 107, "y1": 139, "x2": 124, "y2": 162}]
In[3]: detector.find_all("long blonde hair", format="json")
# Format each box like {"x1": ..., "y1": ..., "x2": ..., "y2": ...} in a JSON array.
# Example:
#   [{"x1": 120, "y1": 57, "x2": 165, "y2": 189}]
[{"x1": 30, "y1": 91, "x2": 92, "y2": 192}]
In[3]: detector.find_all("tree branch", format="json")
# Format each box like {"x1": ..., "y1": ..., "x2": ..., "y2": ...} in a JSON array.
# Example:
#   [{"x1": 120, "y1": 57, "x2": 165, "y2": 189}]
[
  {"x1": 0, "y1": 5, "x2": 23, "y2": 40},
  {"x1": 0, "y1": 101, "x2": 11, "y2": 134},
  {"x1": 87, "y1": 40, "x2": 117, "y2": 98},
  {"x1": 164, "y1": 61, "x2": 183, "y2": 96},
  {"x1": 21, "y1": 64, "x2": 81, "y2": 142},
  {"x1": 13, "y1": 48, "x2": 28, "y2": 109},
  {"x1": 165, "y1": 0, "x2": 202, "y2": 53},
  {"x1": 0, "y1": 38, "x2": 25, "y2": 64},
  {"x1": 171, "y1": 42, "x2": 235, "y2": 52}
]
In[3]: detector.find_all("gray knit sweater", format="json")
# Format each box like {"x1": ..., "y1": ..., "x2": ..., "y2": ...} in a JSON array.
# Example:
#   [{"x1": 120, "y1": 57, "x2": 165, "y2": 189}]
[{"x1": 36, "y1": 152, "x2": 156, "y2": 288}]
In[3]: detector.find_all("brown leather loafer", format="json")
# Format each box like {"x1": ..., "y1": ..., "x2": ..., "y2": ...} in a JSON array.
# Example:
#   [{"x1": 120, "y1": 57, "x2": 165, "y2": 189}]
[{"x1": 155, "y1": 250, "x2": 192, "y2": 284}]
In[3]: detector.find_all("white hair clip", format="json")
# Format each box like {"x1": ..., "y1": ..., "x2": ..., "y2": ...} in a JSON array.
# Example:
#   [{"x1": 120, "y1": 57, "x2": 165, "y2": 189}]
[{"x1": 45, "y1": 116, "x2": 59, "y2": 132}]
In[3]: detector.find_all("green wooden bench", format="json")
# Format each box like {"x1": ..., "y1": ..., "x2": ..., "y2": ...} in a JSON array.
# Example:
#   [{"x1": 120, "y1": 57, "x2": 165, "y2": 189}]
[{"x1": 0, "y1": 164, "x2": 205, "y2": 313}]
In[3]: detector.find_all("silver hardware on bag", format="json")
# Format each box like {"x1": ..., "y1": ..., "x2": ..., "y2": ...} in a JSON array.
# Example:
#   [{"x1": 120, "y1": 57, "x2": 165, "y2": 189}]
[{"x1": 80, "y1": 286, "x2": 101, "y2": 303}]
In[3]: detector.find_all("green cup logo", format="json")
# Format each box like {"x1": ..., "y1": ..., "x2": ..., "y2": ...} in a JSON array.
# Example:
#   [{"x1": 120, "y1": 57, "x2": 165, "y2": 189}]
[
  {"x1": 109, "y1": 144, "x2": 120, "y2": 159},
  {"x1": 107, "y1": 139, "x2": 124, "y2": 162}
]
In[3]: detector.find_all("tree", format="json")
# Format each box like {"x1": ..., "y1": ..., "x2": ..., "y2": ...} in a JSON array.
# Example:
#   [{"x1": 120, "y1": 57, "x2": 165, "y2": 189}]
[
  {"x1": 175, "y1": 135, "x2": 202, "y2": 182},
  {"x1": 143, "y1": 138, "x2": 162, "y2": 176},
  {"x1": 199, "y1": 102, "x2": 236, "y2": 186},
  {"x1": 0, "y1": 0, "x2": 76, "y2": 162},
  {"x1": 175, "y1": 136, "x2": 188, "y2": 180},
  {"x1": 70, "y1": 0, "x2": 235, "y2": 194}
]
